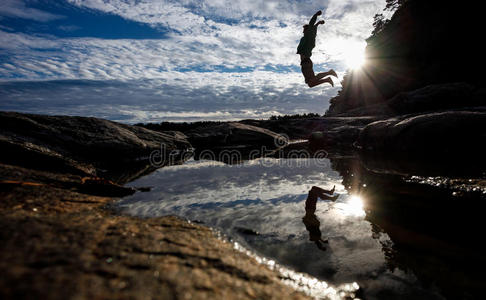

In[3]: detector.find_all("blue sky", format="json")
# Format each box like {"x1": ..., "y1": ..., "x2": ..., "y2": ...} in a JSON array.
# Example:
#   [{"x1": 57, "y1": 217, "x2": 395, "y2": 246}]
[{"x1": 0, "y1": 0, "x2": 387, "y2": 123}]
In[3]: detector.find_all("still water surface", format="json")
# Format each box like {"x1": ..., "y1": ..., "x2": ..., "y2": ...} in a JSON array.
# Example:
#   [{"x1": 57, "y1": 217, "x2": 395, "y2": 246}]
[{"x1": 117, "y1": 158, "x2": 450, "y2": 299}]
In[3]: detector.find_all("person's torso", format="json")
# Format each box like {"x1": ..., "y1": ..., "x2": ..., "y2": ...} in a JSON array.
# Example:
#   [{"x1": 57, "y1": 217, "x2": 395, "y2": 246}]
[{"x1": 297, "y1": 28, "x2": 317, "y2": 57}]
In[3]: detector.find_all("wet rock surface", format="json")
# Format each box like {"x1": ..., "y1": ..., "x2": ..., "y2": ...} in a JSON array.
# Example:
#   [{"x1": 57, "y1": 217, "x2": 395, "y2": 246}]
[{"x1": 0, "y1": 163, "x2": 310, "y2": 300}]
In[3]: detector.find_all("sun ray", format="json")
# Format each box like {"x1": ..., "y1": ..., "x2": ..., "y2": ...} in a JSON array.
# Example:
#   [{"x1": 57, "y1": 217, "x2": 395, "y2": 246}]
[{"x1": 345, "y1": 49, "x2": 366, "y2": 70}]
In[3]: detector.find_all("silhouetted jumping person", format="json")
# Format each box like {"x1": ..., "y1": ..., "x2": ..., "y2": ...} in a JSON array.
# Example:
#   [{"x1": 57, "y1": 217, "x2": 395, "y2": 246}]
[
  {"x1": 297, "y1": 10, "x2": 337, "y2": 88},
  {"x1": 302, "y1": 185, "x2": 338, "y2": 251}
]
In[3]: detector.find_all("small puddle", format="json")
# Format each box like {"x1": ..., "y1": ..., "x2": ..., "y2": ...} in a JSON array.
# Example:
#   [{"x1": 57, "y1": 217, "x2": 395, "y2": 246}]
[{"x1": 116, "y1": 157, "x2": 478, "y2": 299}]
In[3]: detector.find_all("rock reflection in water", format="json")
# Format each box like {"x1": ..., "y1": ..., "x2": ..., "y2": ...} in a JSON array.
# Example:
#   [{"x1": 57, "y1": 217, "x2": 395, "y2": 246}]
[{"x1": 329, "y1": 154, "x2": 486, "y2": 300}]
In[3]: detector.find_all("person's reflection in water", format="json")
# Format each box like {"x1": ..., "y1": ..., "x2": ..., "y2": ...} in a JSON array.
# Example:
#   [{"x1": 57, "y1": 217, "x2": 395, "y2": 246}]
[{"x1": 303, "y1": 186, "x2": 339, "y2": 251}]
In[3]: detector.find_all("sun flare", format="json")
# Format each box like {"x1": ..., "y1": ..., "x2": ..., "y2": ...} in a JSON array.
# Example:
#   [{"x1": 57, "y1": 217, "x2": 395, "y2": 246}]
[
  {"x1": 345, "y1": 49, "x2": 366, "y2": 70},
  {"x1": 323, "y1": 38, "x2": 367, "y2": 71},
  {"x1": 337, "y1": 195, "x2": 365, "y2": 217}
]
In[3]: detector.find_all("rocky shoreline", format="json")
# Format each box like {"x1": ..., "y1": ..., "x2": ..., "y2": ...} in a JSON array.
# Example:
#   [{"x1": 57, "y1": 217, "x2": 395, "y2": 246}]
[
  {"x1": 0, "y1": 111, "x2": 321, "y2": 299},
  {"x1": 2, "y1": 0, "x2": 486, "y2": 297},
  {"x1": 2, "y1": 103, "x2": 485, "y2": 298},
  {"x1": 0, "y1": 146, "x2": 313, "y2": 300}
]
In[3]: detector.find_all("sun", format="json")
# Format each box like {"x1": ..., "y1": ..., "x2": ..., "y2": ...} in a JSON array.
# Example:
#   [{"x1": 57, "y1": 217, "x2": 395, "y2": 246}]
[
  {"x1": 336, "y1": 195, "x2": 365, "y2": 217},
  {"x1": 345, "y1": 48, "x2": 366, "y2": 70},
  {"x1": 322, "y1": 38, "x2": 367, "y2": 71}
]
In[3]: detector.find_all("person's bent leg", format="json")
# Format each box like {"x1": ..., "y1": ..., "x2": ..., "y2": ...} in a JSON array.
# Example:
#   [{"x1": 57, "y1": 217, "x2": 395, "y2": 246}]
[
  {"x1": 315, "y1": 70, "x2": 336, "y2": 80},
  {"x1": 308, "y1": 77, "x2": 333, "y2": 88},
  {"x1": 319, "y1": 193, "x2": 339, "y2": 202},
  {"x1": 311, "y1": 186, "x2": 338, "y2": 201},
  {"x1": 313, "y1": 185, "x2": 335, "y2": 195},
  {"x1": 315, "y1": 72, "x2": 328, "y2": 81}
]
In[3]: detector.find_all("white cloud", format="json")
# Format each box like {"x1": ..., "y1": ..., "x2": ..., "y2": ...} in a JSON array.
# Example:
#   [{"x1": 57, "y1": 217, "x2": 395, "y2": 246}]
[
  {"x1": 62, "y1": 0, "x2": 384, "y2": 68},
  {"x1": 0, "y1": 76, "x2": 340, "y2": 123},
  {"x1": 0, "y1": 0, "x2": 386, "y2": 122},
  {"x1": 0, "y1": 0, "x2": 64, "y2": 22},
  {"x1": 1, "y1": 0, "x2": 386, "y2": 80}
]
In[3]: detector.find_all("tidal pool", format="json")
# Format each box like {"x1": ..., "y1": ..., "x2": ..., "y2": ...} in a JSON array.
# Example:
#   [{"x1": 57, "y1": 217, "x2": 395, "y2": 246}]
[{"x1": 116, "y1": 157, "x2": 467, "y2": 299}]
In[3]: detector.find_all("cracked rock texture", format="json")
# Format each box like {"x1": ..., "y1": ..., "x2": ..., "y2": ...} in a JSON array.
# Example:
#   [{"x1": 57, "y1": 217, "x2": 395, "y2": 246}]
[{"x1": 0, "y1": 164, "x2": 310, "y2": 300}]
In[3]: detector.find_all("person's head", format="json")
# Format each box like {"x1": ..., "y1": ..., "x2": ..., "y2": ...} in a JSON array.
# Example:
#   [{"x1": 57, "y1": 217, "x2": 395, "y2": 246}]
[{"x1": 303, "y1": 24, "x2": 309, "y2": 33}]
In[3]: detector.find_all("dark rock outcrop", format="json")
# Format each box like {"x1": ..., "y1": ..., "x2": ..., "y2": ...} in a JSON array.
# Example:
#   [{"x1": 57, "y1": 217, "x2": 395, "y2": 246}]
[
  {"x1": 308, "y1": 125, "x2": 362, "y2": 150},
  {"x1": 321, "y1": 0, "x2": 486, "y2": 157},
  {"x1": 357, "y1": 111, "x2": 486, "y2": 157},
  {"x1": 242, "y1": 116, "x2": 379, "y2": 141},
  {"x1": 187, "y1": 122, "x2": 287, "y2": 150},
  {"x1": 0, "y1": 112, "x2": 191, "y2": 183},
  {"x1": 327, "y1": 0, "x2": 486, "y2": 116},
  {"x1": 387, "y1": 83, "x2": 484, "y2": 115},
  {"x1": 328, "y1": 83, "x2": 486, "y2": 117}
]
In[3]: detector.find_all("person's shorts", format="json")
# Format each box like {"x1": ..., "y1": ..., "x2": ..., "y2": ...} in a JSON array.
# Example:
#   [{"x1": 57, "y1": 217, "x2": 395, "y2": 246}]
[{"x1": 300, "y1": 58, "x2": 315, "y2": 83}]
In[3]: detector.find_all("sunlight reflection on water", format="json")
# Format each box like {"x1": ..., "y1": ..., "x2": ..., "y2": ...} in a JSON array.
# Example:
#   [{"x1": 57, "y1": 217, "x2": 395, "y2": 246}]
[
  {"x1": 335, "y1": 195, "x2": 365, "y2": 217},
  {"x1": 117, "y1": 158, "x2": 431, "y2": 299}
]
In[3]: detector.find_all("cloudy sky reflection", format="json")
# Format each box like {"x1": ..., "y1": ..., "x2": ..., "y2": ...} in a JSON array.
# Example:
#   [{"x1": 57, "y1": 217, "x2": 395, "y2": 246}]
[{"x1": 117, "y1": 158, "x2": 434, "y2": 297}]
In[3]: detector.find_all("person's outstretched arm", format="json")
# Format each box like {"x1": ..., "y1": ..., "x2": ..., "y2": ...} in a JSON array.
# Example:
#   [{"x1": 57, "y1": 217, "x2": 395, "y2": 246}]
[{"x1": 308, "y1": 10, "x2": 322, "y2": 26}]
